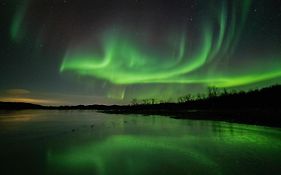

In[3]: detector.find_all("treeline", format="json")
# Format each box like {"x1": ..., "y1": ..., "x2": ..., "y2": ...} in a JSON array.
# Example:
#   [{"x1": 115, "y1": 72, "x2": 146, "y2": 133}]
[
  {"x1": 105, "y1": 84, "x2": 281, "y2": 127},
  {"x1": 130, "y1": 87, "x2": 238, "y2": 105},
  {"x1": 130, "y1": 85, "x2": 281, "y2": 109}
]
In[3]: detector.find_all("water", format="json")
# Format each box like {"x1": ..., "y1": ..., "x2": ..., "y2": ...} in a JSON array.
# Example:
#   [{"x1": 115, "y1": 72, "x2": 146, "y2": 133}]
[{"x1": 0, "y1": 110, "x2": 280, "y2": 175}]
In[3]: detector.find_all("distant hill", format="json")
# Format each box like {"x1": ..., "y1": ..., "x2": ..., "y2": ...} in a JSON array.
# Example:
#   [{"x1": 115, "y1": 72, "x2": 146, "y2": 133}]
[
  {"x1": 0, "y1": 102, "x2": 112, "y2": 110},
  {"x1": 0, "y1": 102, "x2": 43, "y2": 110}
]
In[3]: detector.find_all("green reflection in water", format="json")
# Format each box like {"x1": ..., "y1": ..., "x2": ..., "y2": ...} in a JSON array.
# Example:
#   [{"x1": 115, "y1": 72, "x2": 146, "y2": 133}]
[
  {"x1": 47, "y1": 116, "x2": 281, "y2": 175},
  {"x1": 1, "y1": 111, "x2": 280, "y2": 175},
  {"x1": 48, "y1": 135, "x2": 220, "y2": 175}
]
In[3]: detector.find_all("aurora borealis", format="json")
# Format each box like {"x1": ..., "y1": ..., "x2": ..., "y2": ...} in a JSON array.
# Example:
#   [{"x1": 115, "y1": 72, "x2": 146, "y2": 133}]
[
  {"x1": 60, "y1": 1, "x2": 251, "y2": 86},
  {"x1": 1, "y1": 0, "x2": 281, "y2": 104}
]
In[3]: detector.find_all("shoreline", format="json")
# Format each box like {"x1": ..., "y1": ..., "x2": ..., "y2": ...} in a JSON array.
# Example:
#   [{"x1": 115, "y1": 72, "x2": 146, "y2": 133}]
[
  {"x1": 0, "y1": 107, "x2": 280, "y2": 128},
  {"x1": 100, "y1": 108, "x2": 281, "y2": 128}
]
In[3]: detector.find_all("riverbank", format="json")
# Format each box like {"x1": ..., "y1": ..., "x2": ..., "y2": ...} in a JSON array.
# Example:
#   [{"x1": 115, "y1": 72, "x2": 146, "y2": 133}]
[{"x1": 101, "y1": 108, "x2": 281, "y2": 128}]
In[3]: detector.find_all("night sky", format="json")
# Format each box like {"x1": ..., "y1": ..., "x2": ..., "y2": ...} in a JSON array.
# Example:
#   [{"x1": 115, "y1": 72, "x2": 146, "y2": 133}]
[{"x1": 0, "y1": 0, "x2": 281, "y2": 105}]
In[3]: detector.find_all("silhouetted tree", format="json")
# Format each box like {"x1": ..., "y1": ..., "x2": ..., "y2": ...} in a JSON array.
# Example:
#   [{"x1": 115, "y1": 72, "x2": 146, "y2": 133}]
[
  {"x1": 184, "y1": 94, "x2": 192, "y2": 102},
  {"x1": 208, "y1": 86, "x2": 219, "y2": 98},
  {"x1": 131, "y1": 98, "x2": 138, "y2": 105},
  {"x1": 222, "y1": 88, "x2": 229, "y2": 96},
  {"x1": 142, "y1": 99, "x2": 150, "y2": 105},
  {"x1": 196, "y1": 93, "x2": 205, "y2": 100},
  {"x1": 178, "y1": 97, "x2": 185, "y2": 103}
]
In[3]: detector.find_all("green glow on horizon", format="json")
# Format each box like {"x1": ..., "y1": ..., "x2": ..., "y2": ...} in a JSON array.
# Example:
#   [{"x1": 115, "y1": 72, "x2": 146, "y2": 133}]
[{"x1": 134, "y1": 63, "x2": 281, "y2": 88}]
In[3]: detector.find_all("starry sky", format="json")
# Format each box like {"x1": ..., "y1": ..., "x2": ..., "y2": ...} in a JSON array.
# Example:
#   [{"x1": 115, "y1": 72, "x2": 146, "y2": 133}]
[{"x1": 0, "y1": 0, "x2": 281, "y2": 105}]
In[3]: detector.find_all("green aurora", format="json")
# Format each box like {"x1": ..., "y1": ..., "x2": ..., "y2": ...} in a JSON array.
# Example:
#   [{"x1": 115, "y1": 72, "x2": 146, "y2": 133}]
[
  {"x1": 10, "y1": 0, "x2": 29, "y2": 42},
  {"x1": 60, "y1": 0, "x2": 281, "y2": 89}
]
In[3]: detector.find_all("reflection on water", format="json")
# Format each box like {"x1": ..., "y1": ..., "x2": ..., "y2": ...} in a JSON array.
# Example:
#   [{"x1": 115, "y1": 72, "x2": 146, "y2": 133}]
[{"x1": 0, "y1": 110, "x2": 280, "y2": 175}]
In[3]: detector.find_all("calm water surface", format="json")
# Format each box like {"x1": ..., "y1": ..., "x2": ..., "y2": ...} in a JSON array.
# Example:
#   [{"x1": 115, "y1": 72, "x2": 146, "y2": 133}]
[{"x1": 0, "y1": 110, "x2": 280, "y2": 175}]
